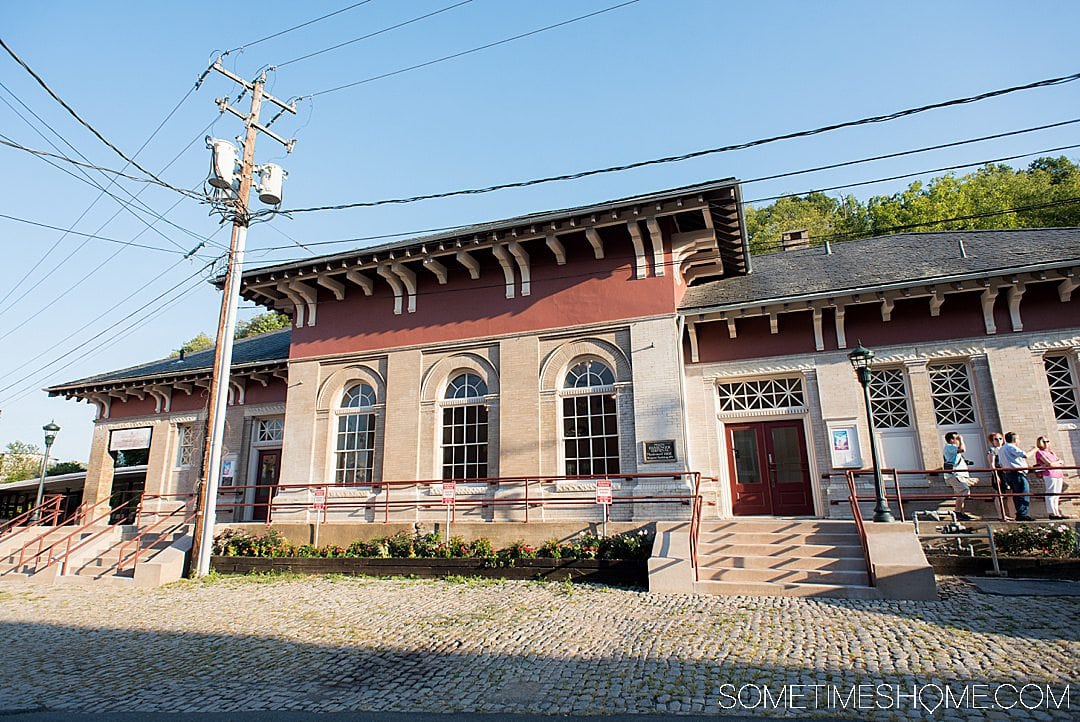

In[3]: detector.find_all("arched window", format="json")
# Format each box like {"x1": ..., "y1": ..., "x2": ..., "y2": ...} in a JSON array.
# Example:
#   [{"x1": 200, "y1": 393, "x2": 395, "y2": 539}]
[
  {"x1": 335, "y1": 383, "x2": 377, "y2": 484},
  {"x1": 562, "y1": 359, "x2": 619, "y2": 475},
  {"x1": 441, "y1": 373, "x2": 488, "y2": 480}
]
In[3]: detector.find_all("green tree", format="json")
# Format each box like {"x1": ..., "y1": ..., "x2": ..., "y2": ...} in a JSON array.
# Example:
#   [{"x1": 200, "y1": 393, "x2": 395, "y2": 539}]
[
  {"x1": 46, "y1": 460, "x2": 87, "y2": 476},
  {"x1": 171, "y1": 332, "x2": 213, "y2": 358},
  {"x1": 744, "y1": 192, "x2": 868, "y2": 254},
  {"x1": 235, "y1": 311, "x2": 290, "y2": 339},
  {"x1": 1, "y1": 440, "x2": 43, "y2": 483}
]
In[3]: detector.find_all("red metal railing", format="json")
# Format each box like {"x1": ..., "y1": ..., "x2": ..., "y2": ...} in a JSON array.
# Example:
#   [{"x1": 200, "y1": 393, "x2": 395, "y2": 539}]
[
  {"x1": 214, "y1": 471, "x2": 702, "y2": 527},
  {"x1": 0, "y1": 495, "x2": 64, "y2": 541},
  {"x1": 840, "y1": 465, "x2": 1080, "y2": 523},
  {"x1": 688, "y1": 475, "x2": 711, "y2": 582},
  {"x1": 116, "y1": 494, "x2": 196, "y2": 574},
  {"x1": 11, "y1": 496, "x2": 136, "y2": 574},
  {"x1": 844, "y1": 471, "x2": 876, "y2": 585}
]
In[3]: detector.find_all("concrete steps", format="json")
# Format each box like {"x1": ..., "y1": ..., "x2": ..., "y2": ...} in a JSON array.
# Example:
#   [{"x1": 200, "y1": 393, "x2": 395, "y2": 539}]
[{"x1": 694, "y1": 518, "x2": 878, "y2": 599}]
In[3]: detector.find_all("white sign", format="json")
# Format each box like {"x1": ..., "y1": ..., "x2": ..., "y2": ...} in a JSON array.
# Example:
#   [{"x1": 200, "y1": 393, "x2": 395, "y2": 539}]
[
  {"x1": 826, "y1": 419, "x2": 863, "y2": 468},
  {"x1": 595, "y1": 478, "x2": 613, "y2": 505},
  {"x1": 221, "y1": 455, "x2": 238, "y2": 485},
  {"x1": 312, "y1": 487, "x2": 326, "y2": 511},
  {"x1": 109, "y1": 427, "x2": 152, "y2": 452},
  {"x1": 441, "y1": 481, "x2": 456, "y2": 505}
]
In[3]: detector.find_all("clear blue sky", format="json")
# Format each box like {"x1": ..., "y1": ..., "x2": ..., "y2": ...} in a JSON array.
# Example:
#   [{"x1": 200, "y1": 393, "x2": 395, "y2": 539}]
[{"x1": 2, "y1": 0, "x2": 1078, "y2": 461}]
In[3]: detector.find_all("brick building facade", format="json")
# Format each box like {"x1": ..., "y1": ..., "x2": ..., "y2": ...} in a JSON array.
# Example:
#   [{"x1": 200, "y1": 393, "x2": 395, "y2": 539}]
[{"x1": 44, "y1": 182, "x2": 1080, "y2": 526}]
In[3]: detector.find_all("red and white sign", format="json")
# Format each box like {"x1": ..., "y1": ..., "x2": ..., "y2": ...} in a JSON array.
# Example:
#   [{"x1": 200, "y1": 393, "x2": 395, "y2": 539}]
[
  {"x1": 441, "y1": 481, "x2": 457, "y2": 505},
  {"x1": 312, "y1": 488, "x2": 327, "y2": 511},
  {"x1": 595, "y1": 478, "x2": 613, "y2": 505}
]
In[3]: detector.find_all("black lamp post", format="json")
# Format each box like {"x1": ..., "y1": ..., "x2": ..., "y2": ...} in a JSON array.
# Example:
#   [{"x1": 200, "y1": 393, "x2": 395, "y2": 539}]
[
  {"x1": 32, "y1": 420, "x2": 61, "y2": 522},
  {"x1": 847, "y1": 343, "x2": 894, "y2": 523}
]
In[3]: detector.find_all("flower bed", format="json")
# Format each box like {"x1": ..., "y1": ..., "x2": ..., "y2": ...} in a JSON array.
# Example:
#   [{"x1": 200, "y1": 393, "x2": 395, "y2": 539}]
[
  {"x1": 993, "y1": 523, "x2": 1078, "y2": 558},
  {"x1": 210, "y1": 528, "x2": 653, "y2": 586}
]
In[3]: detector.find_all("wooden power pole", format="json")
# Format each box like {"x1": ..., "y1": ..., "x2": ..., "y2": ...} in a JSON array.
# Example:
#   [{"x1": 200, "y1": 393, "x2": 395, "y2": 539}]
[{"x1": 190, "y1": 61, "x2": 296, "y2": 577}]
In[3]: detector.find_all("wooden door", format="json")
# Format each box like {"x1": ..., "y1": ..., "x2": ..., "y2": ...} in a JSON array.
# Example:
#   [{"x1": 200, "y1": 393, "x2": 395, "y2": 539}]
[
  {"x1": 252, "y1": 450, "x2": 281, "y2": 522},
  {"x1": 727, "y1": 421, "x2": 814, "y2": 516}
]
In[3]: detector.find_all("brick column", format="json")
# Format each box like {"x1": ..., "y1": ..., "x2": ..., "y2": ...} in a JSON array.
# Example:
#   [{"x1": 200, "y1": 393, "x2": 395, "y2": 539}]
[
  {"x1": 382, "y1": 349, "x2": 423, "y2": 481},
  {"x1": 81, "y1": 423, "x2": 115, "y2": 509},
  {"x1": 629, "y1": 317, "x2": 685, "y2": 474},
  {"x1": 904, "y1": 360, "x2": 944, "y2": 471},
  {"x1": 280, "y1": 359, "x2": 320, "y2": 486}
]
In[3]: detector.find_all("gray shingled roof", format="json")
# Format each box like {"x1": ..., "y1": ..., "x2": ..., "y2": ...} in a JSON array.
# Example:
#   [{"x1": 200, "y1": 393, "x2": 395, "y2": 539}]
[
  {"x1": 47, "y1": 328, "x2": 290, "y2": 391},
  {"x1": 679, "y1": 228, "x2": 1080, "y2": 311}
]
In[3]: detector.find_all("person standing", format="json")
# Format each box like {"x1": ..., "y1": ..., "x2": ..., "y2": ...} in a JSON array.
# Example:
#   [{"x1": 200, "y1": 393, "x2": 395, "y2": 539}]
[
  {"x1": 997, "y1": 432, "x2": 1034, "y2": 521},
  {"x1": 1035, "y1": 436, "x2": 1068, "y2": 519},
  {"x1": 986, "y1": 432, "x2": 1011, "y2": 521},
  {"x1": 943, "y1": 432, "x2": 975, "y2": 520}
]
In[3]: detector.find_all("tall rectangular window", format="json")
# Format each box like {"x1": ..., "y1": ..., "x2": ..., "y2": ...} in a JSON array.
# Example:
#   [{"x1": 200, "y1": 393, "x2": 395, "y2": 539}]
[
  {"x1": 175, "y1": 424, "x2": 196, "y2": 468},
  {"x1": 1044, "y1": 354, "x2": 1080, "y2": 421},
  {"x1": 928, "y1": 363, "x2": 977, "y2": 425},
  {"x1": 563, "y1": 394, "x2": 619, "y2": 476},
  {"x1": 441, "y1": 404, "x2": 488, "y2": 480},
  {"x1": 868, "y1": 368, "x2": 912, "y2": 429}
]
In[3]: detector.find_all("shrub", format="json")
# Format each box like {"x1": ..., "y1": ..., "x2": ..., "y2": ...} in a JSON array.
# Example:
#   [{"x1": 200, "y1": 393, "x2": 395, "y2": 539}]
[{"x1": 994, "y1": 524, "x2": 1078, "y2": 557}]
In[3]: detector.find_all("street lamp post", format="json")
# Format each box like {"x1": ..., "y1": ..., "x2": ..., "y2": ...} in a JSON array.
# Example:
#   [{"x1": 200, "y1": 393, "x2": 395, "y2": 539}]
[
  {"x1": 847, "y1": 343, "x2": 894, "y2": 523},
  {"x1": 32, "y1": 420, "x2": 60, "y2": 522}
]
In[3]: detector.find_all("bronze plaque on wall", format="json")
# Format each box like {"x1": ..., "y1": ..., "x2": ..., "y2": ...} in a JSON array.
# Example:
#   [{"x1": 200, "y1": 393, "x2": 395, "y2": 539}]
[{"x1": 642, "y1": 440, "x2": 677, "y2": 463}]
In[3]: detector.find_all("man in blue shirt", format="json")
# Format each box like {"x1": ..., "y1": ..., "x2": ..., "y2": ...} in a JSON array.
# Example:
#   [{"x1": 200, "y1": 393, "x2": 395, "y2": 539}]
[
  {"x1": 996, "y1": 432, "x2": 1034, "y2": 521},
  {"x1": 942, "y1": 432, "x2": 974, "y2": 521}
]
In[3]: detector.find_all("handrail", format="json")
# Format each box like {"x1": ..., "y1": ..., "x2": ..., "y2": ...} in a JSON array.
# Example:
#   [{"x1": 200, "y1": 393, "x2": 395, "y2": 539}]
[
  {"x1": 117, "y1": 505, "x2": 198, "y2": 574},
  {"x1": 15, "y1": 497, "x2": 137, "y2": 575},
  {"x1": 844, "y1": 470, "x2": 876, "y2": 586},
  {"x1": 0, "y1": 495, "x2": 63, "y2": 540},
  {"x1": 11, "y1": 495, "x2": 117, "y2": 570},
  {"x1": 214, "y1": 471, "x2": 703, "y2": 526}
]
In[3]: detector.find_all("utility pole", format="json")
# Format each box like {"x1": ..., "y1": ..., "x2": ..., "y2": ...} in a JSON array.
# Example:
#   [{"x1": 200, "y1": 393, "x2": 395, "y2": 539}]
[{"x1": 190, "y1": 61, "x2": 296, "y2": 577}]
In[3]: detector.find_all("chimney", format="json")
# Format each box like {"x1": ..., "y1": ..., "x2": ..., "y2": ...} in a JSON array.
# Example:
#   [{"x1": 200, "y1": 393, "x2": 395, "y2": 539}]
[
  {"x1": 780, "y1": 229, "x2": 811, "y2": 251},
  {"x1": 179, "y1": 349, "x2": 186, "y2": 361}
]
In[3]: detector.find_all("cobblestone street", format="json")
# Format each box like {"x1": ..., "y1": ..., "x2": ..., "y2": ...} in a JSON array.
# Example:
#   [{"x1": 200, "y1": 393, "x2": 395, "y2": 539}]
[{"x1": 0, "y1": 576, "x2": 1076, "y2": 719}]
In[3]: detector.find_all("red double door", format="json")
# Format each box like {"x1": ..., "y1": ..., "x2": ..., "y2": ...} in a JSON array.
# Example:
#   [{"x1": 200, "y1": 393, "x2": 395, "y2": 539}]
[{"x1": 726, "y1": 420, "x2": 814, "y2": 516}]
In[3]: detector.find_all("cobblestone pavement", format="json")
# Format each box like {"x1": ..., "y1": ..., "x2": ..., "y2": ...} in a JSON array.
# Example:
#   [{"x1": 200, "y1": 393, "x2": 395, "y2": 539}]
[{"x1": 0, "y1": 576, "x2": 1076, "y2": 720}]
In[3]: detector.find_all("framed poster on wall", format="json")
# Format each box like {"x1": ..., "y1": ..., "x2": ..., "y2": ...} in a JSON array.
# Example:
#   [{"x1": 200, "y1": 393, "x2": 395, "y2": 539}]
[{"x1": 825, "y1": 419, "x2": 863, "y2": 468}]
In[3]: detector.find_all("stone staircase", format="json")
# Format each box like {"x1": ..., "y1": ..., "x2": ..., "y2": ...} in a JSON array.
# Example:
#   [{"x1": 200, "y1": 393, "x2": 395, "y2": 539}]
[
  {"x1": 694, "y1": 518, "x2": 881, "y2": 599},
  {"x1": 0, "y1": 523, "x2": 192, "y2": 587}
]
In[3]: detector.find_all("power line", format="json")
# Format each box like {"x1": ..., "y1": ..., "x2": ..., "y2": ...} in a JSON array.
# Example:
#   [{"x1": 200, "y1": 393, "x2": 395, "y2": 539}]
[
  {"x1": 0, "y1": 37, "x2": 199, "y2": 200},
  {"x1": 0, "y1": 212, "x2": 196, "y2": 254},
  {"x1": 308, "y1": 0, "x2": 643, "y2": 97},
  {"x1": 250, "y1": 122, "x2": 1080, "y2": 254},
  {"x1": 0, "y1": 120, "x2": 222, "y2": 319},
  {"x1": 245, "y1": 196, "x2": 1080, "y2": 279},
  {"x1": 226, "y1": 1, "x2": 377, "y2": 54},
  {"x1": 0, "y1": 264, "x2": 221, "y2": 406},
  {"x1": 0, "y1": 84, "x2": 205, "y2": 250},
  {"x1": 280, "y1": 69, "x2": 1080, "y2": 214},
  {"x1": 741, "y1": 142, "x2": 1080, "y2": 206},
  {"x1": 277, "y1": 0, "x2": 476, "y2": 68}
]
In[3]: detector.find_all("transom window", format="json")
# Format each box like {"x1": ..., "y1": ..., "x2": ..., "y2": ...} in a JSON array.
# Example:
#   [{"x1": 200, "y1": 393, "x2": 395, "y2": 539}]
[
  {"x1": 717, "y1": 377, "x2": 805, "y2": 413},
  {"x1": 175, "y1": 424, "x2": 196, "y2": 468},
  {"x1": 1044, "y1": 354, "x2": 1080, "y2": 421},
  {"x1": 564, "y1": 359, "x2": 615, "y2": 389},
  {"x1": 441, "y1": 373, "x2": 488, "y2": 480},
  {"x1": 868, "y1": 369, "x2": 912, "y2": 429},
  {"x1": 928, "y1": 363, "x2": 977, "y2": 426},
  {"x1": 256, "y1": 418, "x2": 283, "y2": 443},
  {"x1": 562, "y1": 360, "x2": 620, "y2": 476},
  {"x1": 335, "y1": 383, "x2": 377, "y2": 484}
]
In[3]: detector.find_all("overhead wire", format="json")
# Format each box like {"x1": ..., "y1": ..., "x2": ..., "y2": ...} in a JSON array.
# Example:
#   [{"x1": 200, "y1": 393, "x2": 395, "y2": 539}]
[
  {"x1": 248, "y1": 120, "x2": 1080, "y2": 254},
  {"x1": 0, "y1": 37, "x2": 202, "y2": 200},
  {"x1": 307, "y1": 0, "x2": 643, "y2": 97},
  {"x1": 279, "y1": 69, "x2": 1080, "y2": 214},
  {"x1": 0, "y1": 83, "x2": 209, "y2": 250},
  {"x1": 0, "y1": 261, "x2": 223, "y2": 406},
  {"x1": 0, "y1": 212, "x2": 198, "y2": 254},
  {"x1": 225, "y1": 0, "x2": 378, "y2": 54},
  {"x1": 276, "y1": 0, "x2": 476, "y2": 68}
]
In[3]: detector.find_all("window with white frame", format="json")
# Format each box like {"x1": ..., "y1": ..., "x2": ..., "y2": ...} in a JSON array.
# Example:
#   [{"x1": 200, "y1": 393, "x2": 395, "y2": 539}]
[
  {"x1": 441, "y1": 373, "x2": 489, "y2": 480},
  {"x1": 562, "y1": 359, "x2": 619, "y2": 476},
  {"x1": 256, "y1": 418, "x2": 284, "y2": 443},
  {"x1": 175, "y1": 424, "x2": 196, "y2": 468},
  {"x1": 1044, "y1": 354, "x2": 1080, "y2": 421},
  {"x1": 868, "y1": 368, "x2": 912, "y2": 429},
  {"x1": 335, "y1": 383, "x2": 377, "y2": 484},
  {"x1": 716, "y1": 377, "x2": 805, "y2": 413},
  {"x1": 928, "y1": 363, "x2": 977, "y2": 425}
]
